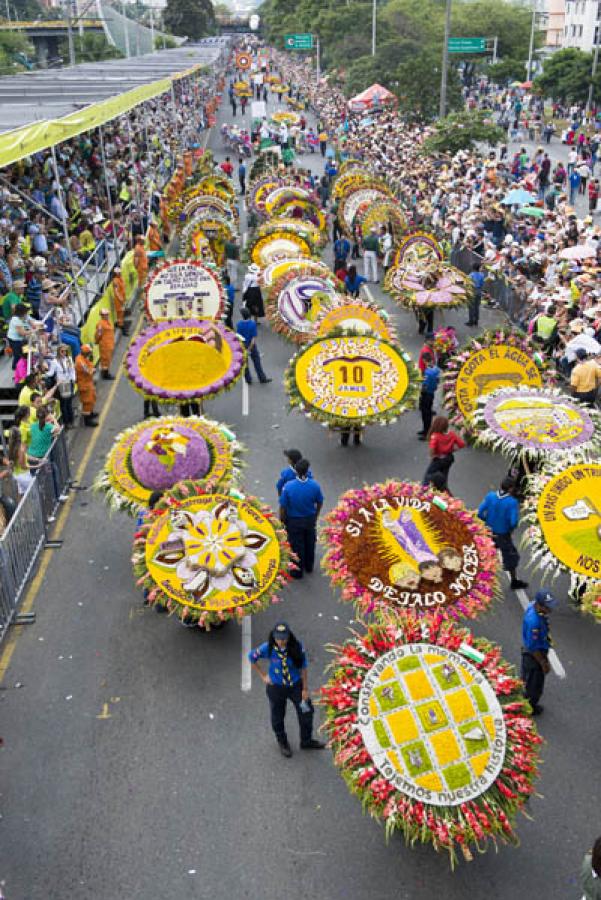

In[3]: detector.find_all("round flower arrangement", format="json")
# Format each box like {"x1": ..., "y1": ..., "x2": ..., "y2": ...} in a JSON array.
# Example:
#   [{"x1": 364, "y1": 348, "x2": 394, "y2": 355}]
[
  {"x1": 285, "y1": 331, "x2": 420, "y2": 429},
  {"x1": 338, "y1": 182, "x2": 395, "y2": 235},
  {"x1": 260, "y1": 257, "x2": 336, "y2": 289},
  {"x1": 248, "y1": 176, "x2": 283, "y2": 217},
  {"x1": 263, "y1": 186, "x2": 317, "y2": 217},
  {"x1": 385, "y1": 261, "x2": 472, "y2": 311},
  {"x1": 442, "y1": 329, "x2": 551, "y2": 436},
  {"x1": 356, "y1": 199, "x2": 406, "y2": 240},
  {"x1": 337, "y1": 158, "x2": 366, "y2": 176},
  {"x1": 256, "y1": 217, "x2": 323, "y2": 253},
  {"x1": 522, "y1": 458, "x2": 601, "y2": 591},
  {"x1": 319, "y1": 617, "x2": 542, "y2": 865},
  {"x1": 270, "y1": 197, "x2": 327, "y2": 234},
  {"x1": 271, "y1": 83, "x2": 289, "y2": 94},
  {"x1": 181, "y1": 214, "x2": 236, "y2": 259},
  {"x1": 145, "y1": 259, "x2": 225, "y2": 323},
  {"x1": 168, "y1": 178, "x2": 236, "y2": 221},
  {"x1": 94, "y1": 416, "x2": 243, "y2": 515},
  {"x1": 248, "y1": 229, "x2": 313, "y2": 268},
  {"x1": 315, "y1": 298, "x2": 395, "y2": 341},
  {"x1": 125, "y1": 319, "x2": 245, "y2": 404},
  {"x1": 472, "y1": 385, "x2": 601, "y2": 463},
  {"x1": 331, "y1": 168, "x2": 372, "y2": 201},
  {"x1": 132, "y1": 483, "x2": 292, "y2": 628},
  {"x1": 178, "y1": 194, "x2": 238, "y2": 228},
  {"x1": 264, "y1": 262, "x2": 344, "y2": 342},
  {"x1": 392, "y1": 231, "x2": 443, "y2": 268},
  {"x1": 581, "y1": 583, "x2": 601, "y2": 623},
  {"x1": 321, "y1": 481, "x2": 498, "y2": 621},
  {"x1": 270, "y1": 110, "x2": 301, "y2": 125}
]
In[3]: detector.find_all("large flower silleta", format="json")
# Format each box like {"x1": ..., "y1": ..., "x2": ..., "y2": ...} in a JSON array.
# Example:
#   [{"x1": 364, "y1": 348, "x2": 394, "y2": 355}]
[
  {"x1": 159, "y1": 501, "x2": 268, "y2": 597},
  {"x1": 386, "y1": 262, "x2": 471, "y2": 310}
]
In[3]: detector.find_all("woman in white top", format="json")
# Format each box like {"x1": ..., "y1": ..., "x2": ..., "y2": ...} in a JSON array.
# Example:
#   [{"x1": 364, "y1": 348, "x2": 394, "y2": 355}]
[{"x1": 47, "y1": 345, "x2": 76, "y2": 427}]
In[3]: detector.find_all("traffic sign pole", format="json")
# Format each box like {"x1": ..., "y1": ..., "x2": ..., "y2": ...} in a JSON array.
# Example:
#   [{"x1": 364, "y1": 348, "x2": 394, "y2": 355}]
[
  {"x1": 440, "y1": 0, "x2": 452, "y2": 118},
  {"x1": 316, "y1": 35, "x2": 320, "y2": 83}
]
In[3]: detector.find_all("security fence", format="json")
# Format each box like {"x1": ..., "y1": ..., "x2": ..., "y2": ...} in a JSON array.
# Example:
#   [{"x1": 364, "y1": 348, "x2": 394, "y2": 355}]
[
  {"x1": 449, "y1": 245, "x2": 526, "y2": 326},
  {"x1": 0, "y1": 429, "x2": 71, "y2": 644}
]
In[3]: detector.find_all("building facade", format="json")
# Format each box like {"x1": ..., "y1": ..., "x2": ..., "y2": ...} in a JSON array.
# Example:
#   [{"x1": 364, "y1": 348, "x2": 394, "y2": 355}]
[{"x1": 563, "y1": 0, "x2": 601, "y2": 52}]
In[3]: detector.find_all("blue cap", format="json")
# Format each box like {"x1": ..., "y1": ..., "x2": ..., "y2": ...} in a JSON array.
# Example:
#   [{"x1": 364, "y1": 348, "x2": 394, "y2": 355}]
[{"x1": 534, "y1": 589, "x2": 558, "y2": 609}]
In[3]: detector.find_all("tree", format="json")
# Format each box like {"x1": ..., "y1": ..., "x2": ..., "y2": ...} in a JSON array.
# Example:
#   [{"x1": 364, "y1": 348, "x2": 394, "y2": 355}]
[
  {"x1": 421, "y1": 109, "x2": 505, "y2": 155},
  {"x1": 0, "y1": 30, "x2": 35, "y2": 73},
  {"x1": 163, "y1": 0, "x2": 215, "y2": 39},
  {"x1": 487, "y1": 58, "x2": 527, "y2": 85},
  {"x1": 534, "y1": 48, "x2": 592, "y2": 103},
  {"x1": 451, "y1": 0, "x2": 538, "y2": 64},
  {"x1": 73, "y1": 33, "x2": 123, "y2": 62},
  {"x1": 394, "y1": 50, "x2": 463, "y2": 122}
]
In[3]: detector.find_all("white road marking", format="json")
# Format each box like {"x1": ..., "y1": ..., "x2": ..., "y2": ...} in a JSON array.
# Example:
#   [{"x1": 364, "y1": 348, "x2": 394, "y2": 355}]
[
  {"x1": 363, "y1": 284, "x2": 375, "y2": 303},
  {"x1": 241, "y1": 616, "x2": 252, "y2": 692},
  {"x1": 242, "y1": 379, "x2": 249, "y2": 416}
]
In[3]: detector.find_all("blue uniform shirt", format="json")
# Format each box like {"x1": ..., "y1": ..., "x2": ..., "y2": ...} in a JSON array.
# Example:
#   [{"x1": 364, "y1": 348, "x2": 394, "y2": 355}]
[
  {"x1": 236, "y1": 318, "x2": 257, "y2": 348},
  {"x1": 470, "y1": 271, "x2": 485, "y2": 292},
  {"x1": 249, "y1": 640, "x2": 307, "y2": 685},
  {"x1": 280, "y1": 476, "x2": 323, "y2": 518},
  {"x1": 522, "y1": 603, "x2": 551, "y2": 652},
  {"x1": 422, "y1": 365, "x2": 441, "y2": 395},
  {"x1": 276, "y1": 465, "x2": 313, "y2": 496},
  {"x1": 478, "y1": 490, "x2": 520, "y2": 535}
]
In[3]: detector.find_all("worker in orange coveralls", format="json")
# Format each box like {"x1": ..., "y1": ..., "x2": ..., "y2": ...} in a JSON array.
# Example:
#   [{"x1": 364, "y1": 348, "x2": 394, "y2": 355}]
[
  {"x1": 75, "y1": 344, "x2": 97, "y2": 427},
  {"x1": 94, "y1": 308, "x2": 115, "y2": 380},
  {"x1": 111, "y1": 265, "x2": 127, "y2": 331},
  {"x1": 133, "y1": 235, "x2": 148, "y2": 288}
]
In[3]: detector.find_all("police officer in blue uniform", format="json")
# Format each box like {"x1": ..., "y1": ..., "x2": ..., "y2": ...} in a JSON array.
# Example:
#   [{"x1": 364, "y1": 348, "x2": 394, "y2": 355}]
[
  {"x1": 275, "y1": 448, "x2": 311, "y2": 497},
  {"x1": 521, "y1": 589, "x2": 558, "y2": 715},
  {"x1": 279, "y1": 459, "x2": 323, "y2": 579},
  {"x1": 249, "y1": 622, "x2": 325, "y2": 757}
]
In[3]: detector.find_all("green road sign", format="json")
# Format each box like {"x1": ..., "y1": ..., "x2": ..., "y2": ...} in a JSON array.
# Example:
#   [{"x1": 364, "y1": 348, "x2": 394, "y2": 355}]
[
  {"x1": 284, "y1": 33, "x2": 314, "y2": 50},
  {"x1": 448, "y1": 37, "x2": 486, "y2": 53}
]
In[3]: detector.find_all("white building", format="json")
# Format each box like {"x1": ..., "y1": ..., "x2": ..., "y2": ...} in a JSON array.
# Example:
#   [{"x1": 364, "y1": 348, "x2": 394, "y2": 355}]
[{"x1": 563, "y1": 0, "x2": 601, "y2": 52}]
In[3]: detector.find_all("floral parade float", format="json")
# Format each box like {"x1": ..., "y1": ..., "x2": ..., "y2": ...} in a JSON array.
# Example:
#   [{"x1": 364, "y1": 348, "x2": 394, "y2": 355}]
[
  {"x1": 247, "y1": 227, "x2": 313, "y2": 268},
  {"x1": 321, "y1": 481, "x2": 498, "y2": 621},
  {"x1": 255, "y1": 216, "x2": 324, "y2": 252},
  {"x1": 270, "y1": 110, "x2": 300, "y2": 126},
  {"x1": 338, "y1": 179, "x2": 395, "y2": 236},
  {"x1": 95, "y1": 416, "x2": 243, "y2": 516},
  {"x1": 319, "y1": 616, "x2": 542, "y2": 865},
  {"x1": 315, "y1": 299, "x2": 395, "y2": 341},
  {"x1": 442, "y1": 329, "x2": 551, "y2": 438},
  {"x1": 284, "y1": 331, "x2": 420, "y2": 430},
  {"x1": 355, "y1": 199, "x2": 406, "y2": 241},
  {"x1": 260, "y1": 257, "x2": 335, "y2": 289},
  {"x1": 263, "y1": 260, "x2": 343, "y2": 342},
  {"x1": 132, "y1": 482, "x2": 292, "y2": 628},
  {"x1": 125, "y1": 319, "x2": 245, "y2": 405},
  {"x1": 392, "y1": 231, "x2": 443, "y2": 268},
  {"x1": 145, "y1": 260, "x2": 225, "y2": 322},
  {"x1": 269, "y1": 195, "x2": 327, "y2": 234},
  {"x1": 522, "y1": 459, "x2": 601, "y2": 619},
  {"x1": 385, "y1": 261, "x2": 472, "y2": 312},
  {"x1": 472, "y1": 385, "x2": 601, "y2": 465}
]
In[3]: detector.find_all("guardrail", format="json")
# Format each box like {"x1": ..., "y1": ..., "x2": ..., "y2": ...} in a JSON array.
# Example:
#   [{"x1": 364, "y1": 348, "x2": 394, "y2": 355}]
[
  {"x1": 449, "y1": 245, "x2": 525, "y2": 326},
  {"x1": 0, "y1": 428, "x2": 71, "y2": 644}
]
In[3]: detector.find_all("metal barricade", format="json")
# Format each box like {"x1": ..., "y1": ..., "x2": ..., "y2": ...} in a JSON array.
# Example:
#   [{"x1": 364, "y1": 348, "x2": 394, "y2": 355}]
[
  {"x1": 0, "y1": 429, "x2": 71, "y2": 644},
  {"x1": 450, "y1": 245, "x2": 526, "y2": 325}
]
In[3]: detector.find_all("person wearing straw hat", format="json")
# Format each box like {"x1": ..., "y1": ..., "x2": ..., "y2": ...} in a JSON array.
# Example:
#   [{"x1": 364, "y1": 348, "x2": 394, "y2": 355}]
[{"x1": 94, "y1": 308, "x2": 115, "y2": 380}]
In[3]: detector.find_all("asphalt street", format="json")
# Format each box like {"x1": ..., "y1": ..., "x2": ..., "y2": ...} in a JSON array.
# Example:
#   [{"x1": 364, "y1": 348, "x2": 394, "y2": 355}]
[{"x1": 0, "y1": 87, "x2": 600, "y2": 900}]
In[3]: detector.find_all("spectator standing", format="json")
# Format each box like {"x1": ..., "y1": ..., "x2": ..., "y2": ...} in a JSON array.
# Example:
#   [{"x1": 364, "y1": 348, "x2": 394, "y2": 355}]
[
  {"x1": 478, "y1": 476, "x2": 528, "y2": 590},
  {"x1": 417, "y1": 353, "x2": 440, "y2": 439},
  {"x1": 94, "y1": 308, "x2": 115, "y2": 380},
  {"x1": 238, "y1": 158, "x2": 246, "y2": 196},
  {"x1": 521, "y1": 589, "x2": 557, "y2": 715},
  {"x1": 236, "y1": 308, "x2": 271, "y2": 385},
  {"x1": 569, "y1": 168, "x2": 581, "y2": 205},
  {"x1": 7, "y1": 303, "x2": 35, "y2": 371},
  {"x1": 51, "y1": 345, "x2": 76, "y2": 428},
  {"x1": 249, "y1": 622, "x2": 325, "y2": 757},
  {"x1": 279, "y1": 459, "x2": 323, "y2": 579}
]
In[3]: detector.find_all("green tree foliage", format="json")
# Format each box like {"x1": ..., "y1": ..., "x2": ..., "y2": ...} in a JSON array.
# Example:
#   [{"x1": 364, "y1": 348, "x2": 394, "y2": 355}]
[
  {"x1": 534, "y1": 48, "x2": 593, "y2": 103},
  {"x1": 421, "y1": 110, "x2": 505, "y2": 155},
  {"x1": 73, "y1": 33, "x2": 123, "y2": 62},
  {"x1": 487, "y1": 58, "x2": 527, "y2": 85},
  {"x1": 10, "y1": 0, "x2": 47, "y2": 19},
  {"x1": 259, "y1": 0, "x2": 535, "y2": 120},
  {"x1": 0, "y1": 30, "x2": 34, "y2": 73},
  {"x1": 163, "y1": 0, "x2": 215, "y2": 39}
]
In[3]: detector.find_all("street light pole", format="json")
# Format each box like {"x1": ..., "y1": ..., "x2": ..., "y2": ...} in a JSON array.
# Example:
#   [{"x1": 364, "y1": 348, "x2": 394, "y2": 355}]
[
  {"x1": 527, "y1": 0, "x2": 537, "y2": 82},
  {"x1": 122, "y1": 0, "x2": 130, "y2": 58},
  {"x1": 587, "y1": 28, "x2": 600, "y2": 114},
  {"x1": 439, "y1": 0, "x2": 452, "y2": 118},
  {"x1": 372, "y1": 0, "x2": 376, "y2": 56}
]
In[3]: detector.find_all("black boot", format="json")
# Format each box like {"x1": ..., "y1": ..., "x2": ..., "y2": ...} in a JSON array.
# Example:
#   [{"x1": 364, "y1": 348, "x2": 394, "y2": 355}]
[{"x1": 83, "y1": 415, "x2": 98, "y2": 427}]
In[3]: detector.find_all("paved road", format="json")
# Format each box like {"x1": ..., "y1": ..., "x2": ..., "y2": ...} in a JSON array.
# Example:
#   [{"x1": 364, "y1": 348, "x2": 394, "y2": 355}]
[{"x1": 1, "y1": 87, "x2": 600, "y2": 900}]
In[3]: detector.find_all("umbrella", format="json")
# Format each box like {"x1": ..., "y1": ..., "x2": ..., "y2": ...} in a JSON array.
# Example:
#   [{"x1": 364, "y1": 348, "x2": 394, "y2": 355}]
[
  {"x1": 559, "y1": 244, "x2": 597, "y2": 260},
  {"x1": 520, "y1": 80, "x2": 533, "y2": 89},
  {"x1": 518, "y1": 205, "x2": 545, "y2": 218},
  {"x1": 501, "y1": 188, "x2": 536, "y2": 206}
]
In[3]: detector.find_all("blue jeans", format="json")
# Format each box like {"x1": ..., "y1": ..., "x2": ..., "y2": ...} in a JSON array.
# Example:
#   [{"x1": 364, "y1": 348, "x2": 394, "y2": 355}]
[{"x1": 245, "y1": 344, "x2": 267, "y2": 383}]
